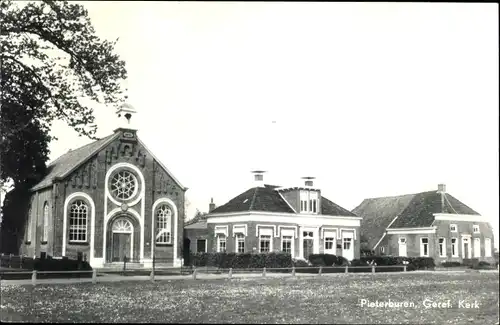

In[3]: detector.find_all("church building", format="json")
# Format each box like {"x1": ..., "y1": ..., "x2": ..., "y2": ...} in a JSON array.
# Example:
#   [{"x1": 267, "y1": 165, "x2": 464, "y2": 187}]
[{"x1": 19, "y1": 104, "x2": 186, "y2": 268}]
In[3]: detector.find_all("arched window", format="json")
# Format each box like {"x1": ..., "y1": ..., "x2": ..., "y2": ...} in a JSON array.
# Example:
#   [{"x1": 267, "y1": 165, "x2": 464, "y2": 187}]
[
  {"x1": 42, "y1": 202, "x2": 49, "y2": 242},
  {"x1": 69, "y1": 200, "x2": 88, "y2": 243},
  {"x1": 156, "y1": 205, "x2": 172, "y2": 244}
]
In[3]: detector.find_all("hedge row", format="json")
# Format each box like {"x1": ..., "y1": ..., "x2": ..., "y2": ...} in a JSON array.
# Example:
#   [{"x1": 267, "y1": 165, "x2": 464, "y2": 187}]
[
  {"x1": 308, "y1": 254, "x2": 349, "y2": 266},
  {"x1": 189, "y1": 252, "x2": 294, "y2": 268},
  {"x1": 351, "y1": 256, "x2": 435, "y2": 270}
]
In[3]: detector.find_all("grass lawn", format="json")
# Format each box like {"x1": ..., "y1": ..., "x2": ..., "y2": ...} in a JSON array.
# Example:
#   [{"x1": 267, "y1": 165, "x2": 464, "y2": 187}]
[{"x1": 1, "y1": 272, "x2": 498, "y2": 324}]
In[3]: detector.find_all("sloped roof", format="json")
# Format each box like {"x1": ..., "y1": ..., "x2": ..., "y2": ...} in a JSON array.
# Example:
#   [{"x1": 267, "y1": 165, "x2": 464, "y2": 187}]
[
  {"x1": 210, "y1": 184, "x2": 356, "y2": 216},
  {"x1": 30, "y1": 133, "x2": 119, "y2": 191},
  {"x1": 353, "y1": 190, "x2": 481, "y2": 249},
  {"x1": 390, "y1": 191, "x2": 480, "y2": 228},
  {"x1": 321, "y1": 196, "x2": 357, "y2": 216},
  {"x1": 353, "y1": 194, "x2": 415, "y2": 249},
  {"x1": 211, "y1": 185, "x2": 295, "y2": 214},
  {"x1": 185, "y1": 220, "x2": 207, "y2": 229}
]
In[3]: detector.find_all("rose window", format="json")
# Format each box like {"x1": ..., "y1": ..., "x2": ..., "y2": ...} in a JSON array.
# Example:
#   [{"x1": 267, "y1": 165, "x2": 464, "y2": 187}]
[{"x1": 111, "y1": 170, "x2": 138, "y2": 200}]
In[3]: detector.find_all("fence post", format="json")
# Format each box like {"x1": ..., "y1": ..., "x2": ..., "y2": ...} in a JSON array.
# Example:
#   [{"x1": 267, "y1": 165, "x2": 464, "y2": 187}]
[
  {"x1": 228, "y1": 268, "x2": 232, "y2": 279},
  {"x1": 32, "y1": 270, "x2": 37, "y2": 286},
  {"x1": 192, "y1": 267, "x2": 197, "y2": 280},
  {"x1": 150, "y1": 269, "x2": 155, "y2": 283},
  {"x1": 292, "y1": 266, "x2": 296, "y2": 277},
  {"x1": 403, "y1": 265, "x2": 407, "y2": 272},
  {"x1": 345, "y1": 266, "x2": 348, "y2": 273},
  {"x1": 20, "y1": 255, "x2": 23, "y2": 269},
  {"x1": 262, "y1": 267, "x2": 266, "y2": 277},
  {"x1": 9, "y1": 253, "x2": 13, "y2": 268},
  {"x1": 372, "y1": 265, "x2": 375, "y2": 274},
  {"x1": 319, "y1": 266, "x2": 322, "y2": 276},
  {"x1": 122, "y1": 256, "x2": 127, "y2": 275},
  {"x1": 92, "y1": 269, "x2": 97, "y2": 284}
]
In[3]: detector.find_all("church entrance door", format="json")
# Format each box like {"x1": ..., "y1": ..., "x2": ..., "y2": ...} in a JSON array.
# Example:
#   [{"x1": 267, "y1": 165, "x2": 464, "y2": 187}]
[{"x1": 111, "y1": 218, "x2": 133, "y2": 262}]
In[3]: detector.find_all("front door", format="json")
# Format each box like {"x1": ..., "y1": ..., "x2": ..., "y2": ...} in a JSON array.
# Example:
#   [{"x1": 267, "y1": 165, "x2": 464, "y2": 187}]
[
  {"x1": 112, "y1": 233, "x2": 131, "y2": 262},
  {"x1": 303, "y1": 239, "x2": 314, "y2": 260},
  {"x1": 398, "y1": 237, "x2": 407, "y2": 257},
  {"x1": 464, "y1": 243, "x2": 470, "y2": 259}
]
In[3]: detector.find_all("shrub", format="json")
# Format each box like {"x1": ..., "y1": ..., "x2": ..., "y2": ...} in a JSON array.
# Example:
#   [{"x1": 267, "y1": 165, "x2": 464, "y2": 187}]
[
  {"x1": 32, "y1": 257, "x2": 92, "y2": 279},
  {"x1": 441, "y1": 261, "x2": 462, "y2": 267},
  {"x1": 292, "y1": 259, "x2": 311, "y2": 267},
  {"x1": 308, "y1": 254, "x2": 348, "y2": 267},
  {"x1": 189, "y1": 252, "x2": 293, "y2": 269},
  {"x1": 350, "y1": 259, "x2": 369, "y2": 267}
]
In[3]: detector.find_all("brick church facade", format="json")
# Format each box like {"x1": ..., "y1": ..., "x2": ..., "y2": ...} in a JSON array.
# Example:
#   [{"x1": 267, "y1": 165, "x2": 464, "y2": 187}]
[{"x1": 18, "y1": 104, "x2": 186, "y2": 268}]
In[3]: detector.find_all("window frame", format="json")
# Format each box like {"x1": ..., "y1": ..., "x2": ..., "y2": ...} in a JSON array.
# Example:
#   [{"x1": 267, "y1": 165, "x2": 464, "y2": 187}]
[
  {"x1": 450, "y1": 224, "x2": 457, "y2": 232},
  {"x1": 485, "y1": 238, "x2": 492, "y2": 257},
  {"x1": 438, "y1": 237, "x2": 446, "y2": 257},
  {"x1": 235, "y1": 233, "x2": 245, "y2": 253},
  {"x1": 473, "y1": 237, "x2": 481, "y2": 258},
  {"x1": 342, "y1": 237, "x2": 352, "y2": 250},
  {"x1": 281, "y1": 235, "x2": 293, "y2": 254},
  {"x1": 155, "y1": 204, "x2": 172, "y2": 245},
  {"x1": 420, "y1": 237, "x2": 429, "y2": 257},
  {"x1": 451, "y1": 237, "x2": 459, "y2": 257},
  {"x1": 42, "y1": 202, "x2": 49, "y2": 243},
  {"x1": 299, "y1": 190, "x2": 319, "y2": 214},
  {"x1": 68, "y1": 199, "x2": 89, "y2": 243},
  {"x1": 472, "y1": 225, "x2": 480, "y2": 234},
  {"x1": 259, "y1": 234, "x2": 272, "y2": 253},
  {"x1": 217, "y1": 234, "x2": 227, "y2": 253}
]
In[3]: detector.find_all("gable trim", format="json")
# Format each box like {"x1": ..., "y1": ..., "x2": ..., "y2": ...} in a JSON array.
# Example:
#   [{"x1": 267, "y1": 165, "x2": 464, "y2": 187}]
[
  {"x1": 433, "y1": 213, "x2": 488, "y2": 222},
  {"x1": 386, "y1": 227, "x2": 437, "y2": 235},
  {"x1": 373, "y1": 215, "x2": 399, "y2": 250},
  {"x1": 31, "y1": 133, "x2": 120, "y2": 192},
  {"x1": 208, "y1": 210, "x2": 362, "y2": 220},
  {"x1": 137, "y1": 139, "x2": 187, "y2": 191},
  {"x1": 278, "y1": 192, "x2": 297, "y2": 214}
]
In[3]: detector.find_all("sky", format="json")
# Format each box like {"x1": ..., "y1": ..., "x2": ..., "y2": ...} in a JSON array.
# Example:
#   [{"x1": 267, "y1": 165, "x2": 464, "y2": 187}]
[{"x1": 41, "y1": 2, "x2": 498, "y2": 247}]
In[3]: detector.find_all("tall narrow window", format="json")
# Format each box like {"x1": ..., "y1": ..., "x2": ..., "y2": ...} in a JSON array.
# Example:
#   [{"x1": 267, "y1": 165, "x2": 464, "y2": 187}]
[
  {"x1": 324, "y1": 237, "x2": 335, "y2": 251},
  {"x1": 300, "y1": 190, "x2": 319, "y2": 213},
  {"x1": 473, "y1": 225, "x2": 480, "y2": 234},
  {"x1": 451, "y1": 238, "x2": 458, "y2": 257},
  {"x1": 450, "y1": 224, "x2": 457, "y2": 232},
  {"x1": 420, "y1": 238, "x2": 429, "y2": 257},
  {"x1": 485, "y1": 238, "x2": 492, "y2": 257},
  {"x1": 156, "y1": 205, "x2": 172, "y2": 244},
  {"x1": 26, "y1": 212, "x2": 32, "y2": 243},
  {"x1": 236, "y1": 233, "x2": 245, "y2": 253},
  {"x1": 439, "y1": 238, "x2": 446, "y2": 257},
  {"x1": 260, "y1": 235, "x2": 271, "y2": 253},
  {"x1": 42, "y1": 202, "x2": 49, "y2": 243},
  {"x1": 473, "y1": 238, "x2": 481, "y2": 258},
  {"x1": 343, "y1": 238, "x2": 352, "y2": 250},
  {"x1": 217, "y1": 235, "x2": 226, "y2": 252},
  {"x1": 282, "y1": 235, "x2": 292, "y2": 254},
  {"x1": 69, "y1": 200, "x2": 88, "y2": 242}
]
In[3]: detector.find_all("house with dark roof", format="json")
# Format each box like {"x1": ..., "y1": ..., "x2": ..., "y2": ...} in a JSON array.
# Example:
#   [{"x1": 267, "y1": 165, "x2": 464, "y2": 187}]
[
  {"x1": 353, "y1": 184, "x2": 495, "y2": 263},
  {"x1": 184, "y1": 172, "x2": 362, "y2": 261},
  {"x1": 11, "y1": 104, "x2": 187, "y2": 268}
]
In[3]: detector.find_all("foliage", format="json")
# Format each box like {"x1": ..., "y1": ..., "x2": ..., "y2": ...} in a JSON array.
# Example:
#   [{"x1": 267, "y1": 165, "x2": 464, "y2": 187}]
[
  {"x1": 189, "y1": 252, "x2": 293, "y2": 269},
  {"x1": 308, "y1": 254, "x2": 348, "y2": 266},
  {"x1": 0, "y1": 0, "x2": 127, "y2": 187},
  {"x1": 0, "y1": 0, "x2": 127, "y2": 250},
  {"x1": 358, "y1": 255, "x2": 435, "y2": 270}
]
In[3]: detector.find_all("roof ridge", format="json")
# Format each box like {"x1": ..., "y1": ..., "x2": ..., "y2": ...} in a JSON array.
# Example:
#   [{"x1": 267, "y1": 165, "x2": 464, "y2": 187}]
[
  {"x1": 249, "y1": 187, "x2": 259, "y2": 211},
  {"x1": 48, "y1": 134, "x2": 111, "y2": 166}
]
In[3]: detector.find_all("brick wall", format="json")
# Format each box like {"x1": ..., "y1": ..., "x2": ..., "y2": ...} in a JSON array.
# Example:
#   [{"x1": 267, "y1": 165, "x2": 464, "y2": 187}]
[
  {"x1": 21, "y1": 130, "x2": 186, "y2": 265},
  {"x1": 192, "y1": 220, "x2": 360, "y2": 260}
]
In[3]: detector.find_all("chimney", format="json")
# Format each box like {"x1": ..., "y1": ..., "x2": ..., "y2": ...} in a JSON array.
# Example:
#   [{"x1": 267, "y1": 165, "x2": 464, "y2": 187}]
[
  {"x1": 302, "y1": 176, "x2": 315, "y2": 188},
  {"x1": 251, "y1": 170, "x2": 266, "y2": 187},
  {"x1": 437, "y1": 184, "x2": 446, "y2": 212},
  {"x1": 209, "y1": 198, "x2": 216, "y2": 213}
]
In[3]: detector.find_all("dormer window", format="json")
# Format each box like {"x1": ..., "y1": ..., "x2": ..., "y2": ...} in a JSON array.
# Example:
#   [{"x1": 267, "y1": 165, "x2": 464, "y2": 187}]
[
  {"x1": 300, "y1": 190, "x2": 319, "y2": 214},
  {"x1": 473, "y1": 225, "x2": 479, "y2": 234}
]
